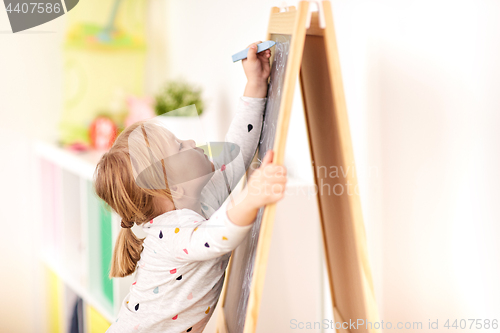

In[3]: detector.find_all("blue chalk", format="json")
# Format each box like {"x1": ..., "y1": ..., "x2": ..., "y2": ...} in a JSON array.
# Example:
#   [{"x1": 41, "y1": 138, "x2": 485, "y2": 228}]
[{"x1": 232, "y1": 41, "x2": 276, "y2": 62}]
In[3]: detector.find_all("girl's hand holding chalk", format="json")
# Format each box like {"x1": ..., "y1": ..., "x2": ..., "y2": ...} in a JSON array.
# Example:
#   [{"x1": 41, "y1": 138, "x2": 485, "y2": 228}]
[
  {"x1": 232, "y1": 40, "x2": 275, "y2": 62},
  {"x1": 242, "y1": 41, "x2": 272, "y2": 98}
]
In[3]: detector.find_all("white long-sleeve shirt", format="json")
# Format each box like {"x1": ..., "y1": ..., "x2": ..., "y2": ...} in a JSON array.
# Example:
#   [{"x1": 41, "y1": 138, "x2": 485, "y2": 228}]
[{"x1": 107, "y1": 96, "x2": 266, "y2": 333}]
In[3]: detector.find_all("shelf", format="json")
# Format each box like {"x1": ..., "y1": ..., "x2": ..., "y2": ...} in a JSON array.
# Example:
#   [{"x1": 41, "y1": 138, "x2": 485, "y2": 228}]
[
  {"x1": 61, "y1": 169, "x2": 86, "y2": 285},
  {"x1": 34, "y1": 141, "x2": 105, "y2": 181},
  {"x1": 41, "y1": 253, "x2": 115, "y2": 324},
  {"x1": 64, "y1": 284, "x2": 84, "y2": 332},
  {"x1": 87, "y1": 181, "x2": 114, "y2": 313},
  {"x1": 39, "y1": 158, "x2": 63, "y2": 260},
  {"x1": 45, "y1": 266, "x2": 63, "y2": 333},
  {"x1": 35, "y1": 141, "x2": 126, "y2": 332}
]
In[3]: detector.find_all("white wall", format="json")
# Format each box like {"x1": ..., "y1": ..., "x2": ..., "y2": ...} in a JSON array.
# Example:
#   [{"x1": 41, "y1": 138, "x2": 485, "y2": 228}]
[
  {"x1": 329, "y1": 0, "x2": 500, "y2": 327},
  {"x1": 0, "y1": 8, "x2": 65, "y2": 333}
]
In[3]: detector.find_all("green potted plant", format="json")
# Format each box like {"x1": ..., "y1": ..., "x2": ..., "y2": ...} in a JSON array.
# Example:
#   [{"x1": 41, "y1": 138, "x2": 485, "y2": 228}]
[
  {"x1": 154, "y1": 80, "x2": 206, "y2": 143},
  {"x1": 154, "y1": 80, "x2": 204, "y2": 117}
]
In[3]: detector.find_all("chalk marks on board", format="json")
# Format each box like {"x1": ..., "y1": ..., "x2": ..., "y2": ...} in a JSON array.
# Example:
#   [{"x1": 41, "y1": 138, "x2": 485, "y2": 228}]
[
  {"x1": 258, "y1": 34, "x2": 291, "y2": 161},
  {"x1": 224, "y1": 33, "x2": 292, "y2": 333}
]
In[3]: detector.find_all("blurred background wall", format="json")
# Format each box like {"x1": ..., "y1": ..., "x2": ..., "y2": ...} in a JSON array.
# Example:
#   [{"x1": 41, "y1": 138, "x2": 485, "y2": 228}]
[
  {"x1": 1, "y1": 0, "x2": 500, "y2": 331},
  {"x1": 0, "y1": 6, "x2": 65, "y2": 333}
]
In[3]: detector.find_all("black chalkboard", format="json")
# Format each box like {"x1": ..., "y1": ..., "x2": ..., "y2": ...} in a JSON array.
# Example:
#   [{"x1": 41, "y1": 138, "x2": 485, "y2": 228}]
[{"x1": 224, "y1": 33, "x2": 292, "y2": 333}]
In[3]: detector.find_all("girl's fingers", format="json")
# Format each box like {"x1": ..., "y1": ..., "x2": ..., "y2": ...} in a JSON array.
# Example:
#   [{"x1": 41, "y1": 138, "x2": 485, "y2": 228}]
[
  {"x1": 247, "y1": 44, "x2": 258, "y2": 61},
  {"x1": 268, "y1": 164, "x2": 286, "y2": 173},
  {"x1": 257, "y1": 50, "x2": 271, "y2": 57},
  {"x1": 245, "y1": 41, "x2": 263, "y2": 49},
  {"x1": 261, "y1": 150, "x2": 274, "y2": 166},
  {"x1": 270, "y1": 184, "x2": 285, "y2": 193}
]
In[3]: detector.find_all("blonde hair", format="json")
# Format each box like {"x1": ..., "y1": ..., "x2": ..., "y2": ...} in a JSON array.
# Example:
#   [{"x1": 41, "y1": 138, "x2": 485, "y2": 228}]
[{"x1": 94, "y1": 120, "x2": 177, "y2": 278}]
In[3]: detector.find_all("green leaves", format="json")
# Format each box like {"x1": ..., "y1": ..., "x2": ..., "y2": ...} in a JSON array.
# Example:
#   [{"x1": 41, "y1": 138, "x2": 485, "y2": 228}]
[{"x1": 154, "y1": 81, "x2": 204, "y2": 117}]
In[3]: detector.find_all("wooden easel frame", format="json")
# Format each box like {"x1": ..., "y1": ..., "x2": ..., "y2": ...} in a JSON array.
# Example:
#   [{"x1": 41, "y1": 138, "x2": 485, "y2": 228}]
[{"x1": 217, "y1": 2, "x2": 379, "y2": 332}]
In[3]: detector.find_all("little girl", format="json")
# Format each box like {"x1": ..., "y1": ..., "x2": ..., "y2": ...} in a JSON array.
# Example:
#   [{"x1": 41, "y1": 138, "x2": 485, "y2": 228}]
[{"x1": 93, "y1": 42, "x2": 287, "y2": 332}]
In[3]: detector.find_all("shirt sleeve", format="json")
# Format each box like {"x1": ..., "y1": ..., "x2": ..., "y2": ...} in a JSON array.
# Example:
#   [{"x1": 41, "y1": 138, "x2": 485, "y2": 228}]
[
  {"x1": 202, "y1": 96, "x2": 266, "y2": 209},
  {"x1": 225, "y1": 96, "x2": 266, "y2": 178},
  {"x1": 166, "y1": 198, "x2": 253, "y2": 263}
]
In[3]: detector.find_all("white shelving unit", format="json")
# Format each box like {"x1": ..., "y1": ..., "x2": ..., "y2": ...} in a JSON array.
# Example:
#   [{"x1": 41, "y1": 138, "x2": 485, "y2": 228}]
[
  {"x1": 35, "y1": 141, "x2": 144, "y2": 332},
  {"x1": 34, "y1": 140, "x2": 327, "y2": 333}
]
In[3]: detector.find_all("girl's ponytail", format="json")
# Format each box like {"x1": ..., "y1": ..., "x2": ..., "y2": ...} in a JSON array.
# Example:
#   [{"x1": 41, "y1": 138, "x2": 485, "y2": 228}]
[
  {"x1": 94, "y1": 121, "x2": 175, "y2": 279},
  {"x1": 109, "y1": 220, "x2": 144, "y2": 277}
]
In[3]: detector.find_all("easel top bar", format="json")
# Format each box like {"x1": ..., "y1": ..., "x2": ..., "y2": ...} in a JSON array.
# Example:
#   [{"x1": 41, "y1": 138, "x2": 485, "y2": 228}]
[
  {"x1": 268, "y1": 2, "x2": 326, "y2": 36},
  {"x1": 267, "y1": 6, "x2": 297, "y2": 35}
]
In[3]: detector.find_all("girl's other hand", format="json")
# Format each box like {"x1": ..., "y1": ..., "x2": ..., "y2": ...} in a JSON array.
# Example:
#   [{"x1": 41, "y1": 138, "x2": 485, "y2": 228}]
[
  {"x1": 242, "y1": 41, "x2": 272, "y2": 98},
  {"x1": 246, "y1": 150, "x2": 287, "y2": 208},
  {"x1": 226, "y1": 150, "x2": 286, "y2": 226}
]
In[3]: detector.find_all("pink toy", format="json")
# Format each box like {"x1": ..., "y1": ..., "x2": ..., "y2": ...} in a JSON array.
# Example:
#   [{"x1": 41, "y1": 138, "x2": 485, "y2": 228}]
[
  {"x1": 125, "y1": 96, "x2": 155, "y2": 128},
  {"x1": 67, "y1": 142, "x2": 90, "y2": 152}
]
